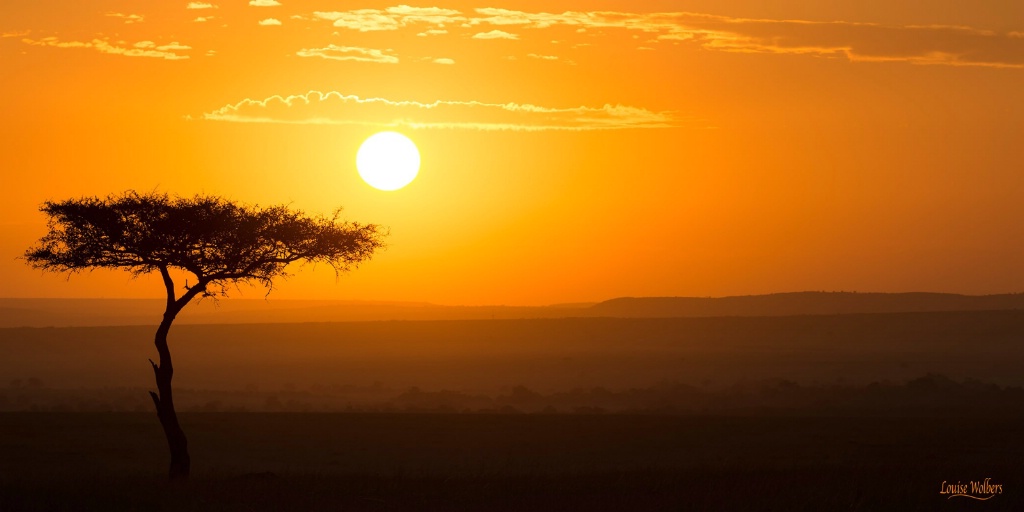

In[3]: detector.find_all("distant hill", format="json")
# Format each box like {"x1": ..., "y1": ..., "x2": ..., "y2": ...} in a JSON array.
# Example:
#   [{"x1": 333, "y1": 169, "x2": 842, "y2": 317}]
[
  {"x1": 589, "y1": 292, "x2": 1024, "y2": 318},
  {"x1": 0, "y1": 298, "x2": 588, "y2": 328},
  {"x1": 0, "y1": 292, "x2": 1022, "y2": 327}
]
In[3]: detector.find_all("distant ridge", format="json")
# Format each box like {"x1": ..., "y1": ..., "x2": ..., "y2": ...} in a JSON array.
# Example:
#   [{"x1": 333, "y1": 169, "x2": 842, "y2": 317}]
[
  {"x1": 589, "y1": 292, "x2": 1024, "y2": 318},
  {"x1": 0, "y1": 298, "x2": 582, "y2": 328},
  {"x1": 1, "y1": 292, "x2": 1022, "y2": 328}
]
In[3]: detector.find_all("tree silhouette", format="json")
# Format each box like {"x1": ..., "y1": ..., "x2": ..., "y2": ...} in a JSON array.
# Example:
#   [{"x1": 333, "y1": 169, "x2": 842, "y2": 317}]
[{"x1": 24, "y1": 191, "x2": 384, "y2": 480}]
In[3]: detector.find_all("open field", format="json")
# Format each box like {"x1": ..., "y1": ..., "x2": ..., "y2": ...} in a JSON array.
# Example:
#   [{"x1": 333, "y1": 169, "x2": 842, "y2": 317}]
[
  {"x1": 2, "y1": 310, "x2": 1022, "y2": 509},
  {"x1": 2, "y1": 310, "x2": 1023, "y2": 396},
  {"x1": 2, "y1": 412, "x2": 1022, "y2": 511},
  {"x1": 3, "y1": 293, "x2": 1023, "y2": 327}
]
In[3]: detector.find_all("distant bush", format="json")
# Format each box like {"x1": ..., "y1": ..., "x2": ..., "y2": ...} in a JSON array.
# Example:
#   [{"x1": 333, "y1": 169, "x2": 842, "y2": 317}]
[{"x1": 3, "y1": 375, "x2": 1021, "y2": 415}]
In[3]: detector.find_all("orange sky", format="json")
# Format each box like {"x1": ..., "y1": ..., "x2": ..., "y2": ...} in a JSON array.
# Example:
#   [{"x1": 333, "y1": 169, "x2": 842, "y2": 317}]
[{"x1": 1, "y1": 1, "x2": 1022, "y2": 305}]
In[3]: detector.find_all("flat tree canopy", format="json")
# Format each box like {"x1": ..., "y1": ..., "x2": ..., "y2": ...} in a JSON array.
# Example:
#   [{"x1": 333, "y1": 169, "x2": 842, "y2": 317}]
[{"x1": 25, "y1": 191, "x2": 384, "y2": 296}]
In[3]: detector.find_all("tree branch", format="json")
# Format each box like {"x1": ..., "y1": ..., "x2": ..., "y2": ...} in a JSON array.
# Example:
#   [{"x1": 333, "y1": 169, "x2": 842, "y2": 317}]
[{"x1": 173, "y1": 279, "x2": 209, "y2": 312}]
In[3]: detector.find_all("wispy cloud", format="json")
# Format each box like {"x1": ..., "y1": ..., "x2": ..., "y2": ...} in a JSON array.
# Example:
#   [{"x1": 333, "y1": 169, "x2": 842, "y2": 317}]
[
  {"x1": 464, "y1": 8, "x2": 1024, "y2": 69},
  {"x1": 313, "y1": 7, "x2": 464, "y2": 31},
  {"x1": 134, "y1": 41, "x2": 191, "y2": 51},
  {"x1": 23, "y1": 37, "x2": 190, "y2": 60},
  {"x1": 193, "y1": 16, "x2": 213, "y2": 22},
  {"x1": 527, "y1": 53, "x2": 558, "y2": 60},
  {"x1": 301, "y1": 6, "x2": 1023, "y2": 69},
  {"x1": 296, "y1": 45, "x2": 398, "y2": 63},
  {"x1": 2, "y1": 30, "x2": 30, "y2": 38},
  {"x1": 729, "y1": 22, "x2": 1024, "y2": 68},
  {"x1": 472, "y1": 30, "x2": 518, "y2": 40},
  {"x1": 385, "y1": 5, "x2": 463, "y2": 24},
  {"x1": 105, "y1": 13, "x2": 144, "y2": 24},
  {"x1": 249, "y1": 0, "x2": 281, "y2": 5},
  {"x1": 418, "y1": 29, "x2": 448, "y2": 37},
  {"x1": 433, "y1": 57, "x2": 454, "y2": 65},
  {"x1": 198, "y1": 90, "x2": 687, "y2": 131},
  {"x1": 258, "y1": 18, "x2": 282, "y2": 26},
  {"x1": 186, "y1": 2, "x2": 217, "y2": 9},
  {"x1": 470, "y1": 8, "x2": 563, "y2": 28},
  {"x1": 313, "y1": 10, "x2": 402, "y2": 32}
]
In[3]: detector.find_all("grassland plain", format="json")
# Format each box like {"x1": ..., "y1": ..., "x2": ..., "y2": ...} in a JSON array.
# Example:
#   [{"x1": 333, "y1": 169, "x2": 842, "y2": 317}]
[
  {"x1": 3, "y1": 311, "x2": 1024, "y2": 393},
  {"x1": 1, "y1": 412, "x2": 1022, "y2": 511},
  {"x1": 2, "y1": 311, "x2": 1023, "y2": 509}
]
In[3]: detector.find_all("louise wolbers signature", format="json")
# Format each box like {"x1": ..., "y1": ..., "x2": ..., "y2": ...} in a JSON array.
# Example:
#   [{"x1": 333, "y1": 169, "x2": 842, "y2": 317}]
[{"x1": 940, "y1": 478, "x2": 1003, "y2": 500}]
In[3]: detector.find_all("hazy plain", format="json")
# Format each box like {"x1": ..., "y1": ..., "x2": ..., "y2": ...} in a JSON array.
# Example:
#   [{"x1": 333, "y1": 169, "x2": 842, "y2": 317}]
[{"x1": 3, "y1": 306, "x2": 1023, "y2": 510}]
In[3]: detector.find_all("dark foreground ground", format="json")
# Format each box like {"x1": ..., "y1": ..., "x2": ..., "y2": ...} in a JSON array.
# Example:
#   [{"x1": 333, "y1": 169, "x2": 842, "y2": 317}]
[{"x1": 1, "y1": 412, "x2": 1022, "y2": 511}]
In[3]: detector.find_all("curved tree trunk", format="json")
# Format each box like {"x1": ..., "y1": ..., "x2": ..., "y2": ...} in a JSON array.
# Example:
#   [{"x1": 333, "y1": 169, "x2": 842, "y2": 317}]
[
  {"x1": 150, "y1": 266, "x2": 206, "y2": 481},
  {"x1": 150, "y1": 310, "x2": 190, "y2": 481}
]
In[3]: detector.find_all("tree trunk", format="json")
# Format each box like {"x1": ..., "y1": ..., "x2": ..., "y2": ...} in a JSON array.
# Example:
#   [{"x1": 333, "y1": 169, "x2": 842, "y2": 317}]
[{"x1": 149, "y1": 310, "x2": 190, "y2": 481}]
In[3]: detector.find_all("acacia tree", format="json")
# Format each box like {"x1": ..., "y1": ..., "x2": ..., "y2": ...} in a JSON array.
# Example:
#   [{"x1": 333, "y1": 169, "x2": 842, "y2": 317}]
[{"x1": 25, "y1": 191, "x2": 384, "y2": 480}]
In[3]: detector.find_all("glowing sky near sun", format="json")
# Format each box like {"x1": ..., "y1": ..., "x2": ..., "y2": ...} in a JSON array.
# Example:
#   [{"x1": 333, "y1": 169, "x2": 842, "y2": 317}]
[{"x1": 1, "y1": 1, "x2": 1022, "y2": 305}]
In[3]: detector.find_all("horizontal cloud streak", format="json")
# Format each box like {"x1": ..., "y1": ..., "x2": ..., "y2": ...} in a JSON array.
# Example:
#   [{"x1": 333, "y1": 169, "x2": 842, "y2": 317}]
[
  {"x1": 472, "y1": 29, "x2": 518, "y2": 40},
  {"x1": 199, "y1": 91, "x2": 686, "y2": 131},
  {"x1": 303, "y1": 6, "x2": 1023, "y2": 68},
  {"x1": 314, "y1": 6, "x2": 465, "y2": 31},
  {"x1": 466, "y1": 8, "x2": 1024, "y2": 68},
  {"x1": 677, "y1": 17, "x2": 1024, "y2": 68},
  {"x1": 105, "y1": 13, "x2": 144, "y2": 24},
  {"x1": 23, "y1": 37, "x2": 189, "y2": 60},
  {"x1": 296, "y1": 45, "x2": 398, "y2": 63}
]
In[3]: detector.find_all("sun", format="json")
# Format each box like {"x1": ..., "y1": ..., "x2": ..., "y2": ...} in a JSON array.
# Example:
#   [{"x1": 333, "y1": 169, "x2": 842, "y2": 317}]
[{"x1": 356, "y1": 131, "x2": 420, "y2": 191}]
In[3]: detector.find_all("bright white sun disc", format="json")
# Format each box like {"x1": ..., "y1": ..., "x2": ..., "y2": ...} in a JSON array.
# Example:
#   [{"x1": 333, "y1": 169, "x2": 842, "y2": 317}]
[{"x1": 356, "y1": 131, "x2": 420, "y2": 191}]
